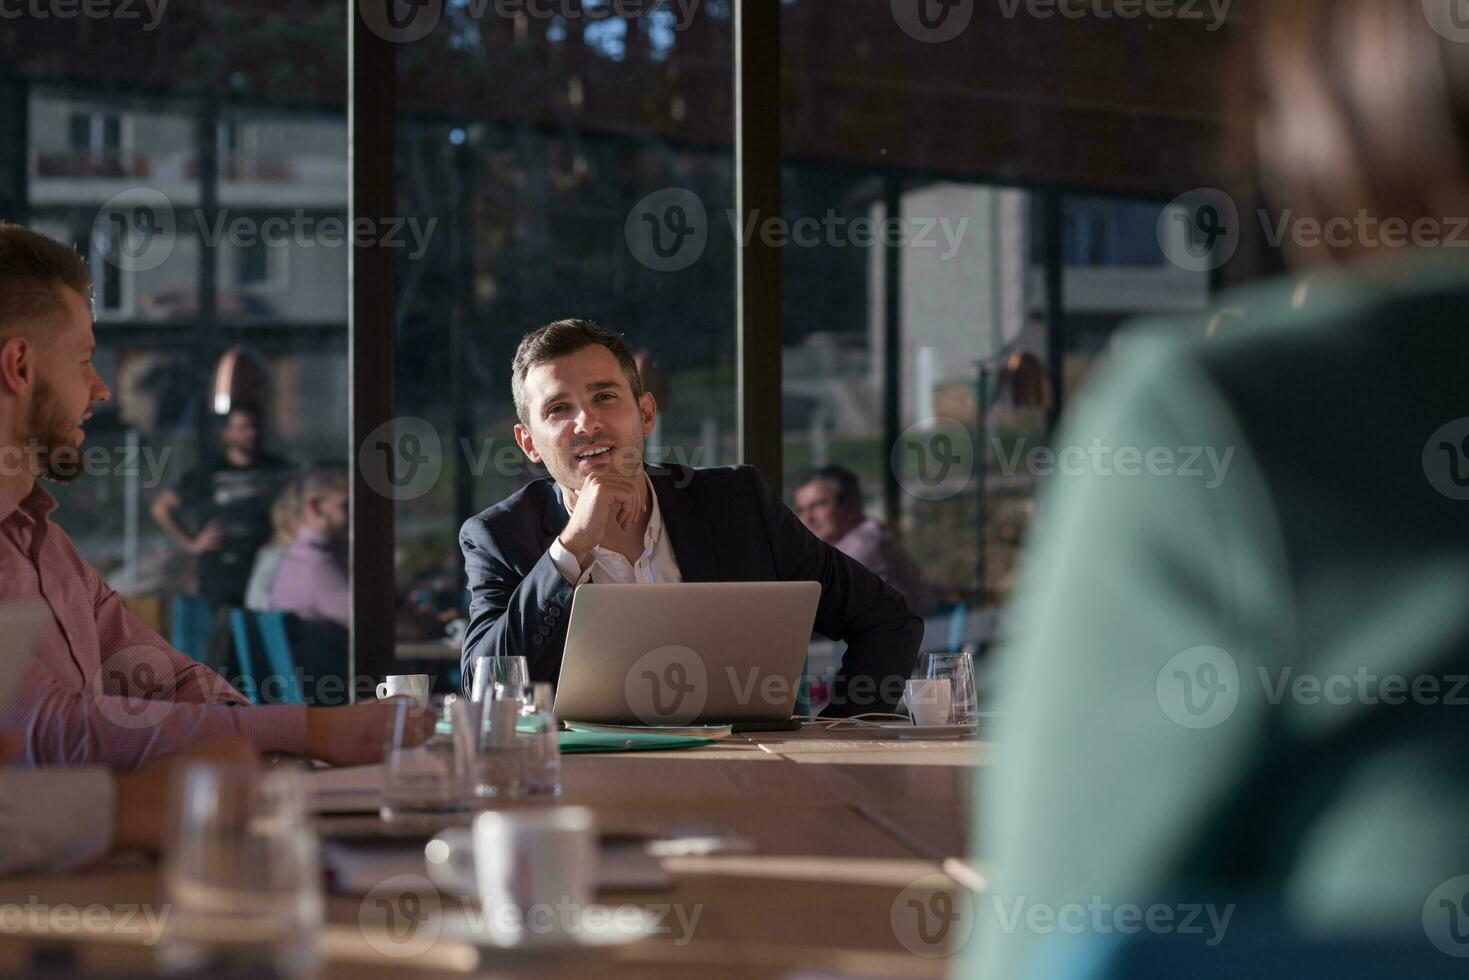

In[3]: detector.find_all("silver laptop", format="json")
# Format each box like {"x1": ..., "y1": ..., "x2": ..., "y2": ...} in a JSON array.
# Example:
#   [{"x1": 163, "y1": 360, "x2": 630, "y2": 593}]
[{"x1": 552, "y1": 582, "x2": 821, "y2": 725}]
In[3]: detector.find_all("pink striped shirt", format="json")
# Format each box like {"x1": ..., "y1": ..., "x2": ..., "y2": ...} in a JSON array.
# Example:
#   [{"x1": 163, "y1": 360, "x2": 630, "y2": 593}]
[{"x1": 0, "y1": 485, "x2": 305, "y2": 770}]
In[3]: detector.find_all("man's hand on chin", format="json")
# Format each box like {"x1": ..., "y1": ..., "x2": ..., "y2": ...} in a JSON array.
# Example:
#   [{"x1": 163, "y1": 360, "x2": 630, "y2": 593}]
[{"x1": 558, "y1": 471, "x2": 647, "y2": 569}]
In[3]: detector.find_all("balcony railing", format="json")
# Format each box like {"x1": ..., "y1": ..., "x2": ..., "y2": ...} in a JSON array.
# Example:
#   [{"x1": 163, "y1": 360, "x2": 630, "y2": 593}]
[{"x1": 34, "y1": 150, "x2": 151, "y2": 179}]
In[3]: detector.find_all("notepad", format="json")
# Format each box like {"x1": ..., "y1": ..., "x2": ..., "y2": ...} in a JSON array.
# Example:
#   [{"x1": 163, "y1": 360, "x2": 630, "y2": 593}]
[{"x1": 557, "y1": 730, "x2": 718, "y2": 753}]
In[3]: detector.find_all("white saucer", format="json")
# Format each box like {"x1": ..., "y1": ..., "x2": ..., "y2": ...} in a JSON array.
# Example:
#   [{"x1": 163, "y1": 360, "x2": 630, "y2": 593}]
[
  {"x1": 877, "y1": 722, "x2": 979, "y2": 738},
  {"x1": 438, "y1": 905, "x2": 657, "y2": 954}
]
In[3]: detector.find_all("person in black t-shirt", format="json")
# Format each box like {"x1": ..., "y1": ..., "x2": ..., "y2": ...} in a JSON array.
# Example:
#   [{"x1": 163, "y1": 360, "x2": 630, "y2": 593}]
[{"x1": 152, "y1": 405, "x2": 293, "y2": 607}]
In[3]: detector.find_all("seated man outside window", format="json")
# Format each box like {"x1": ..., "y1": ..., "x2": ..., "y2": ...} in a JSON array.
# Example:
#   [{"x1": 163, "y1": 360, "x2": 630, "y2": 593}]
[
  {"x1": 458, "y1": 319, "x2": 922, "y2": 717},
  {"x1": 793, "y1": 465, "x2": 938, "y2": 618}
]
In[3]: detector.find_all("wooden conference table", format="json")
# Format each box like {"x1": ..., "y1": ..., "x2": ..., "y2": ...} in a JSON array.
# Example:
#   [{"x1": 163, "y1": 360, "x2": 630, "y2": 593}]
[{"x1": 0, "y1": 727, "x2": 984, "y2": 978}]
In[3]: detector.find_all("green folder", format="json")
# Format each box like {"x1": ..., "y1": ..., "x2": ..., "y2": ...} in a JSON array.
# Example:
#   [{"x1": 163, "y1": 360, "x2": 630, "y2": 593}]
[{"x1": 556, "y1": 731, "x2": 715, "y2": 754}]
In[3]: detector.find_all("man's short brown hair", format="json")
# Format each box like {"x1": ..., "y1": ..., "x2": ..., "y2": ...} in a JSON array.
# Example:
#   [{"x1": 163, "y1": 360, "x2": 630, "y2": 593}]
[
  {"x1": 0, "y1": 222, "x2": 92, "y2": 338},
  {"x1": 511, "y1": 319, "x2": 644, "y2": 424}
]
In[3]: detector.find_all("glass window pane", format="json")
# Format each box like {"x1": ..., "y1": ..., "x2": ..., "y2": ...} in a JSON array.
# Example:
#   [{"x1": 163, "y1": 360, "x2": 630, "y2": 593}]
[{"x1": 391, "y1": 7, "x2": 736, "y2": 668}]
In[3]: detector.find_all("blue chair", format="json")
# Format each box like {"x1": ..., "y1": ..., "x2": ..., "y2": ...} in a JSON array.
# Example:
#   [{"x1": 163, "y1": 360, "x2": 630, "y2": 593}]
[
  {"x1": 228, "y1": 609, "x2": 305, "y2": 704},
  {"x1": 794, "y1": 654, "x2": 813, "y2": 718},
  {"x1": 170, "y1": 594, "x2": 215, "y2": 663}
]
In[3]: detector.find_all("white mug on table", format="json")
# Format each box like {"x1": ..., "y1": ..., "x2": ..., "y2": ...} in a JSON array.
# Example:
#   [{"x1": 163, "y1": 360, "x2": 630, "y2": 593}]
[
  {"x1": 904, "y1": 678, "x2": 953, "y2": 726},
  {"x1": 377, "y1": 674, "x2": 432, "y2": 703},
  {"x1": 425, "y1": 806, "x2": 598, "y2": 946}
]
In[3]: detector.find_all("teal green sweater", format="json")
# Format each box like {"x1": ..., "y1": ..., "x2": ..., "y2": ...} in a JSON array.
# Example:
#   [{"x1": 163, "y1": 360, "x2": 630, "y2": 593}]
[{"x1": 970, "y1": 262, "x2": 1469, "y2": 977}]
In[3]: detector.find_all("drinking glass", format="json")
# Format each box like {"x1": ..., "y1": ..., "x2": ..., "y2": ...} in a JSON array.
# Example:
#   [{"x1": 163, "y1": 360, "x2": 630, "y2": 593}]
[
  {"x1": 381, "y1": 694, "x2": 477, "y2": 822},
  {"x1": 476, "y1": 682, "x2": 530, "y2": 799},
  {"x1": 470, "y1": 655, "x2": 530, "y2": 703},
  {"x1": 917, "y1": 651, "x2": 979, "y2": 726},
  {"x1": 159, "y1": 764, "x2": 322, "y2": 978},
  {"x1": 519, "y1": 682, "x2": 561, "y2": 798}
]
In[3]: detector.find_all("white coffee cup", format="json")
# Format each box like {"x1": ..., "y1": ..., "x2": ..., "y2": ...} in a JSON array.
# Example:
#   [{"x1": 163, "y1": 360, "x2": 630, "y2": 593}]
[
  {"x1": 425, "y1": 806, "x2": 598, "y2": 946},
  {"x1": 377, "y1": 674, "x2": 432, "y2": 703},
  {"x1": 905, "y1": 678, "x2": 953, "y2": 726}
]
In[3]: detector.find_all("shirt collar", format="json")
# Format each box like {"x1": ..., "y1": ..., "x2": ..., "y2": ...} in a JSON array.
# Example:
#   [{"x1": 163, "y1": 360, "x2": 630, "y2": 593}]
[{"x1": 0, "y1": 483, "x2": 58, "y2": 527}]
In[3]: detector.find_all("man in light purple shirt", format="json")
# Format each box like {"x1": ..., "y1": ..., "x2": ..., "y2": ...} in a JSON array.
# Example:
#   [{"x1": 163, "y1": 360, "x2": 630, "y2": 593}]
[
  {"x1": 793, "y1": 465, "x2": 938, "y2": 617},
  {"x1": 0, "y1": 222, "x2": 405, "y2": 769},
  {"x1": 268, "y1": 462, "x2": 349, "y2": 628}
]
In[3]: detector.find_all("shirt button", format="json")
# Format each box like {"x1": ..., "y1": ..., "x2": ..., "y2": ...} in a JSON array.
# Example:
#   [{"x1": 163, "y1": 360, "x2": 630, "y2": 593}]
[
  {"x1": 532, "y1": 635, "x2": 544, "y2": 646},
  {"x1": 537, "y1": 625, "x2": 550, "y2": 636}
]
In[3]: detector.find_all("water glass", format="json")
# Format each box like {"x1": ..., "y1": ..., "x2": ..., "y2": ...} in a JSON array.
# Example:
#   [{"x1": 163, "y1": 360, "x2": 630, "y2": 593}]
[
  {"x1": 470, "y1": 655, "x2": 530, "y2": 703},
  {"x1": 520, "y1": 682, "x2": 561, "y2": 798},
  {"x1": 381, "y1": 695, "x2": 477, "y2": 822},
  {"x1": 476, "y1": 683, "x2": 530, "y2": 799},
  {"x1": 917, "y1": 651, "x2": 979, "y2": 726},
  {"x1": 159, "y1": 764, "x2": 322, "y2": 978}
]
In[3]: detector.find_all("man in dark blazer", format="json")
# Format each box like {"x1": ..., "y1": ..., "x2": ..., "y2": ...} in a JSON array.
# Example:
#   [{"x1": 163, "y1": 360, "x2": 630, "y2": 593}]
[{"x1": 459, "y1": 319, "x2": 922, "y2": 717}]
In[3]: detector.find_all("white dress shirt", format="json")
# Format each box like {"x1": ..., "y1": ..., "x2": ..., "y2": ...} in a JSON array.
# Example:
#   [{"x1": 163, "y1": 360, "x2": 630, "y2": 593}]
[
  {"x1": 0, "y1": 768, "x2": 114, "y2": 875},
  {"x1": 548, "y1": 474, "x2": 684, "y2": 585}
]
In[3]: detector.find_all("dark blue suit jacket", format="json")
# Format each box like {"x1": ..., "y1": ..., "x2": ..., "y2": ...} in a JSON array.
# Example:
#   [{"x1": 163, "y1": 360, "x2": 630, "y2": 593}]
[{"x1": 458, "y1": 464, "x2": 923, "y2": 716}]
